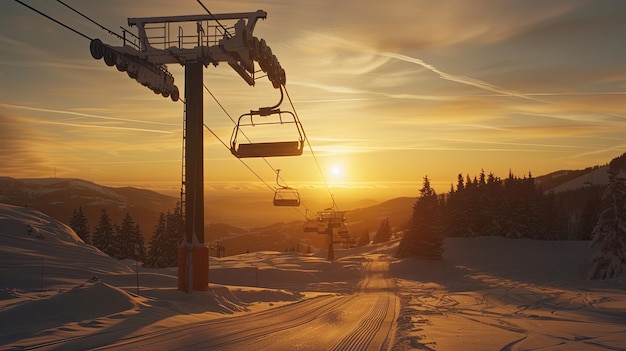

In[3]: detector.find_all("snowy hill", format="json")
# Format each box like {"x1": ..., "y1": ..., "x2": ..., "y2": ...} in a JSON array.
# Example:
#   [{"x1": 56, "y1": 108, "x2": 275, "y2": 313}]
[
  {"x1": 0, "y1": 203, "x2": 132, "y2": 290},
  {"x1": 2, "y1": 203, "x2": 626, "y2": 350},
  {"x1": 536, "y1": 152, "x2": 626, "y2": 193},
  {"x1": 537, "y1": 166, "x2": 610, "y2": 193}
]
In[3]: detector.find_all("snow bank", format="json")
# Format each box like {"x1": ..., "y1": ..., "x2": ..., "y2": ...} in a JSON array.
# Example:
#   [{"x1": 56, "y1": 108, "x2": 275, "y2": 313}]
[
  {"x1": 390, "y1": 237, "x2": 626, "y2": 351},
  {"x1": 0, "y1": 203, "x2": 133, "y2": 290},
  {"x1": 0, "y1": 281, "x2": 147, "y2": 344},
  {"x1": 391, "y1": 237, "x2": 592, "y2": 286}
]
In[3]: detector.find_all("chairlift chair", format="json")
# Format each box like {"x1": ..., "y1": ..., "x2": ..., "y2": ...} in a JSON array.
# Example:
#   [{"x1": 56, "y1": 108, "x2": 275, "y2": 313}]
[
  {"x1": 273, "y1": 187, "x2": 300, "y2": 206},
  {"x1": 318, "y1": 210, "x2": 345, "y2": 223},
  {"x1": 272, "y1": 169, "x2": 301, "y2": 206},
  {"x1": 338, "y1": 225, "x2": 350, "y2": 238},
  {"x1": 303, "y1": 219, "x2": 322, "y2": 232},
  {"x1": 230, "y1": 109, "x2": 304, "y2": 158}
]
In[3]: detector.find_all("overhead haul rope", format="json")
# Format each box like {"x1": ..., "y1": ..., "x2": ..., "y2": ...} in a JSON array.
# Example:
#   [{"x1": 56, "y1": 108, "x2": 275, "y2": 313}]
[
  {"x1": 203, "y1": 85, "x2": 291, "y2": 187},
  {"x1": 199, "y1": 85, "x2": 309, "y2": 218},
  {"x1": 55, "y1": 0, "x2": 125, "y2": 42},
  {"x1": 196, "y1": 0, "x2": 232, "y2": 38},
  {"x1": 283, "y1": 86, "x2": 339, "y2": 211},
  {"x1": 177, "y1": 97, "x2": 310, "y2": 218},
  {"x1": 203, "y1": 84, "x2": 340, "y2": 214},
  {"x1": 13, "y1": 0, "x2": 168, "y2": 78},
  {"x1": 13, "y1": 0, "x2": 93, "y2": 41}
]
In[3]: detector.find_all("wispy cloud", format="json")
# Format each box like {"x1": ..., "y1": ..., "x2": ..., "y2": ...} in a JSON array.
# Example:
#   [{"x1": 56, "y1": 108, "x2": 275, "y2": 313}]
[
  {"x1": 0, "y1": 114, "x2": 56, "y2": 177},
  {"x1": 379, "y1": 52, "x2": 547, "y2": 103},
  {"x1": 0, "y1": 103, "x2": 178, "y2": 126}
]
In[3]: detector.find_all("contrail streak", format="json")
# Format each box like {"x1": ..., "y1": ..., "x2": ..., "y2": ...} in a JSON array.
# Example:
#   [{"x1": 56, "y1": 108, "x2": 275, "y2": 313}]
[
  {"x1": 0, "y1": 103, "x2": 178, "y2": 126},
  {"x1": 36, "y1": 119, "x2": 174, "y2": 134},
  {"x1": 380, "y1": 52, "x2": 548, "y2": 103}
]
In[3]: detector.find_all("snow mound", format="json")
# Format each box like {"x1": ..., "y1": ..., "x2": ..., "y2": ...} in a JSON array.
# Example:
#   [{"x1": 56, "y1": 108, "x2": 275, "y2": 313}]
[
  {"x1": 0, "y1": 203, "x2": 133, "y2": 289},
  {"x1": 0, "y1": 203, "x2": 82, "y2": 243},
  {"x1": 0, "y1": 280, "x2": 147, "y2": 344}
]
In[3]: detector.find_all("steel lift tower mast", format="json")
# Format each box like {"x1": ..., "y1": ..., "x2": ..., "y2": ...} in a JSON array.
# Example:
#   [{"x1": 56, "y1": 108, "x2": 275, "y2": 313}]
[{"x1": 89, "y1": 9, "x2": 286, "y2": 292}]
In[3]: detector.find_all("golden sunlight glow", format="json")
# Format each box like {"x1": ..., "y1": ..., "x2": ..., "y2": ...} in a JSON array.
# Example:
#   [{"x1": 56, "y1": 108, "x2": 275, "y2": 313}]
[
  {"x1": 327, "y1": 163, "x2": 346, "y2": 182},
  {"x1": 2, "y1": 1, "x2": 625, "y2": 201}
]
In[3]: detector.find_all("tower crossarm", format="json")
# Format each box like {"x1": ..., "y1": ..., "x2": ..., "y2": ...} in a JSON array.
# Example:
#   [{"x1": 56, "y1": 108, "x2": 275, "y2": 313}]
[
  {"x1": 127, "y1": 10, "x2": 267, "y2": 34},
  {"x1": 88, "y1": 9, "x2": 283, "y2": 100},
  {"x1": 125, "y1": 11, "x2": 266, "y2": 67}
]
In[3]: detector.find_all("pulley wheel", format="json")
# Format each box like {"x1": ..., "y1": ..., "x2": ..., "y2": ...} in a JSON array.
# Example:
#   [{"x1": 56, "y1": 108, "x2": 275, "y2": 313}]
[{"x1": 89, "y1": 39, "x2": 104, "y2": 60}]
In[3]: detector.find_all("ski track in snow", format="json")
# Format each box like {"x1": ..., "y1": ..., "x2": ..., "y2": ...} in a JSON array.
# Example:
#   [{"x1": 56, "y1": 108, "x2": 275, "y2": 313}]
[{"x1": 86, "y1": 259, "x2": 398, "y2": 351}]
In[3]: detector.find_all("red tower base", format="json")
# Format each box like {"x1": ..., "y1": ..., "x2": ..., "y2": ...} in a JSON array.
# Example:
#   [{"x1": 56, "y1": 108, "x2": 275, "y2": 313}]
[
  {"x1": 192, "y1": 245, "x2": 209, "y2": 291},
  {"x1": 177, "y1": 244, "x2": 209, "y2": 292},
  {"x1": 178, "y1": 246, "x2": 189, "y2": 292}
]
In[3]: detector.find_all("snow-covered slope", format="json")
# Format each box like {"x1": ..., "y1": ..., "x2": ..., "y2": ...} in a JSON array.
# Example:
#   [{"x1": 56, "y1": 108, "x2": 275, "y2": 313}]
[
  {"x1": 0, "y1": 204, "x2": 349, "y2": 349},
  {"x1": 0, "y1": 203, "x2": 132, "y2": 290},
  {"x1": 2, "y1": 203, "x2": 626, "y2": 351},
  {"x1": 550, "y1": 165, "x2": 611, "y2": 193}
]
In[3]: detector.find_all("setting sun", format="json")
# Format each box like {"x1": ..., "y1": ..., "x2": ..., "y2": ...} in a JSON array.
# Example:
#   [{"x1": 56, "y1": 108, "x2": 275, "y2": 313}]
[{"x1": 330, "y1": 165, "x2": 344, "y2": 179}]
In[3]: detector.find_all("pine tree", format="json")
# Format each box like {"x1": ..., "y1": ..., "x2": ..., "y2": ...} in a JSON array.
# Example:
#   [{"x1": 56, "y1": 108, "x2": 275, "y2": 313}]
[
  {"x1": 397, "y1": 176, "x2": 443, "y2": 259},
  {"x1": 116, "y1": 213, "x2": 146, "y2": 261},
  {"x1": 93, "y1": 209, "x2": 119, "y2": 259},
  {"x1": 164, "y1": 203, "x2": 184, "y2": 267},
  {"x1": 117, "y1": 213, "x2": 133, "y2": 259},
  {"x1": 579, "y1": 193, "x2": 602, "y2": 240},
  {"x1": 374, "y1": 217, "x2": 392, "y2": 243},
  {"x1": 144, "y1": 203, "x2": 184, "y2": 268},
  {"x1": 146, "y1": 213, "x2": 168, "y2": 268},
  {"x1": 69, "y1": 206, "x2": 90, "y2": 244},
  {"x1": 588, "y1": 168, "x2": 626, "y2": 279},
  {"x1": 112, "y1": 224, "x2": 123, "y2": 259},
  {"x1": 133, "y1": 222, "x2": 146, "y2": 261},
  {"x1": 357, "y1": 230, "x2": 370, "y2": 247}
]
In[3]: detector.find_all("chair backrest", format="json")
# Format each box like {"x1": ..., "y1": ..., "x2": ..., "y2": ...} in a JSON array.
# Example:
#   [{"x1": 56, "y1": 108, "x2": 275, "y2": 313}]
[{"x1": 273, "y1": 198, "x2": 300, "y2": 206}]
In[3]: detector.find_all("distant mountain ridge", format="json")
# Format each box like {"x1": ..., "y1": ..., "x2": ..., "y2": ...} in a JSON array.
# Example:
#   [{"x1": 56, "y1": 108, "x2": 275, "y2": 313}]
[
  {"x1": 0, "y1": 176, "x2": 416, "y2": 255},
  {"x1": 0, "y1": 177, "x2": 179, "y2": 240},
  {"x1": 1, "y1": 152, "x2": 623, "y2": 253}
]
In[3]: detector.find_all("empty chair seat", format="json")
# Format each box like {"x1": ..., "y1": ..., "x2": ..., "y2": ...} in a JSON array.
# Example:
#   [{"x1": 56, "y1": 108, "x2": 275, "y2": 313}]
[
  {"x1": 230, "y1": 106, "x2": 305, "y2": 159},
  {"x1": 303, "y1": 221, "x2": 320, "y2": 232},
  {"x1": 274, "y1": 198, "x2": 300, "y2": 206},
  {"x1": 232, "y1": 141, "x2": 303, "y2": 158}
]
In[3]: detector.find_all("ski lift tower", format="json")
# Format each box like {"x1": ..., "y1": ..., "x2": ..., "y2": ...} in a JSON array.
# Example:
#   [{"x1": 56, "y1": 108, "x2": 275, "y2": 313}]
[{"x1": 88, "y1": 9, "x2": 286, "y2": 292}]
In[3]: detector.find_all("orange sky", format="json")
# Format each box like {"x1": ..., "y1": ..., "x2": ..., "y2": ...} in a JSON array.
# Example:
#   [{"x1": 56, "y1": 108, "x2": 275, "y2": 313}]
[{"x1": 1, "y1": 0, "x2": 626, "y2": 207}]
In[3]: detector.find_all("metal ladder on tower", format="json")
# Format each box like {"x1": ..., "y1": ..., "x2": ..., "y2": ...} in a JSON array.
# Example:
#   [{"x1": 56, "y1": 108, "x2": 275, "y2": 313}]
[{"x1": 180, "y1": 103, "x2": 187, "y2": 228}]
